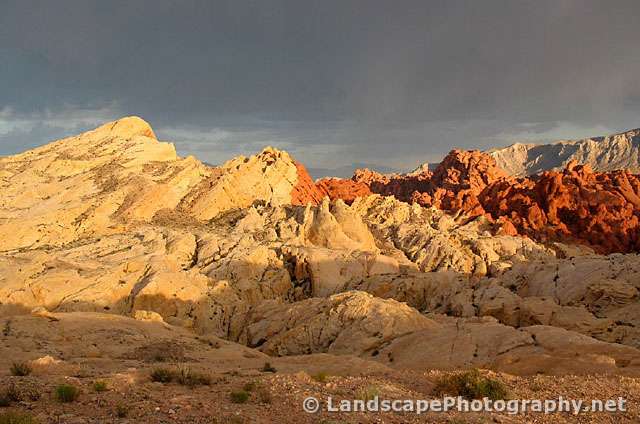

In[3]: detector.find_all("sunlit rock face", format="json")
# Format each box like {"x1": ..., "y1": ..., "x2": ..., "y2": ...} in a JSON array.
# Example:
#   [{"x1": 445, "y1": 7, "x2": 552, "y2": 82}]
[
  {"x1": 489, "y1": 128, "x2": 640, "y2": 176},
  {"x1": 2, "y1": 117, "x2": 640, "y2": 377},
  {"x1": 323, "y1": 146, "x2": 640, "y2": 254}
]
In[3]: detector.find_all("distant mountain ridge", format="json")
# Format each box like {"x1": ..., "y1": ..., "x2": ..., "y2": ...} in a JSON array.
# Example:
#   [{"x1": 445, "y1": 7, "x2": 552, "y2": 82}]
[{"x1": 487, "y1": 128, "x2": 640, "y2": 176}]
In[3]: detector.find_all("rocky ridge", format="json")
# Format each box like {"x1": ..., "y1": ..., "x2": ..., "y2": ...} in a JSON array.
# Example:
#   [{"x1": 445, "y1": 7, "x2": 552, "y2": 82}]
[
  {"x1": 1, "y1": 117, "x2": 640, "y2": 384},
  {"x1": 0, "y1": 117, "x2": 322, "y2": 252},
  {"x1": 323, "y1": 149, "x2": 640, "y2": 254},
  {"x1": 488, "y1": 127, "x2": 640, "y2": 176}
]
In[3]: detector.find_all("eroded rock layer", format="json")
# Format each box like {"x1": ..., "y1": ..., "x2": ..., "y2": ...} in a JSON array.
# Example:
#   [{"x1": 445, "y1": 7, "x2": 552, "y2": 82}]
[{"x1": 2, "y1": 117, "x2": 640, "y2": 378}]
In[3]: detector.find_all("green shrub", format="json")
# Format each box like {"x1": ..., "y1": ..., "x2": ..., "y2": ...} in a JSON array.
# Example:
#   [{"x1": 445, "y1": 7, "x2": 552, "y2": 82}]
[
  {"x1": 93, "y1": 380, "x2": 108, "y2": 392},
  {"x1": 0, "y1": 411, "x2": 39, "y2": 424},
  {"x1": 356, "y1": 385, "x2": 380, "y2": 401},
  {"x1": 261, "y1": 362, "x2": 276, "y2": 373},
  {"x1": 150, "y1": 367, "x2": 174, "y2": 383},
  {"x1": 175, "y1": 367, "x2": 211, "y2": 387},
  {"x1": 229, "y1": 390, "x2": 250, "y2": 404},
  {"x1": 54, "y1": 384, "x2": 79, "y2": 403},
  {"x1": 9, "y1": 362, "x2": 31, "y2": 377},
  {"x1": 0, "y1": 395, "x2": 9, "y2": 408},
  {"x1": 311, "y1": 371, "x2": 329, "y2": 383},
  {"x1": 240, "y1": 381, "x2": 270, "y2": 403},
  {"x1": 434, "y1": 369, "x2": 508, "y2": 401}
]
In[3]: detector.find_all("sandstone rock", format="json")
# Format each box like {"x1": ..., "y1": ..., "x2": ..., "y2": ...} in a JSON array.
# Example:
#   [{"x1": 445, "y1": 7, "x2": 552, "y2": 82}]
[
  {"x1": 378, "y1": 316, "x2": 640, "y2": 375},
  {"x1": 239, "y1": 291, "x2": 438, "y2": 356},
  {"x1": 327, "y1": 147, "x2": 640, "y2": 254},
  {"x1": 316, "y1": 177, "x2": 372, "y2": 204},
  {"x1": 0, "y1": 119, "x2": 323, "y2": 252},
  {"x1": 133, "y1": 310, "x2": 166, "y2": 323},
  {"x1": 3, "y1": 117, "x2": 640, "y2": 381},
  {"x1": 349, "y1": 194, "x2": 554, "y2": 275},
  {"x1": 478, "y1": 165, "x2": 640, "y2": 253}
]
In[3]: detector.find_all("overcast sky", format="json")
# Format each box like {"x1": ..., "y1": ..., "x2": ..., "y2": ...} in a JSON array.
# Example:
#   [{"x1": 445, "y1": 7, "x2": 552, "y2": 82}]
[{"x1": 1, "y1": 0, "x2": 640, "y2": 177}]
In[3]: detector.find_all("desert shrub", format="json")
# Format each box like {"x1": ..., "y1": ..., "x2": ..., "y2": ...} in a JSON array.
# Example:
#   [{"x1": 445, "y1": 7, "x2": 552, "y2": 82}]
[
  {"x1": 241, "y1": 381, "x2": 270, "y2": 403},
  {"x1": 175, "y1": 367, "x2": 211, "y2": 387},
  {"x1": 311, "y1": 371, "x2": 329, "y2": 383},
  {"x1": 0, "y1": 411, "x2": 39, "y2": 424},
  {"x1": 19, "y1": 387, "x2": 39, "y2": 402},
  {"x1": 10, "y1": 362, "x2": 31, "y2": 377},
  {"x1": 150, "y1": 367, "x2": 174, "y2": 383},
  {"x1": 2, "y1": 321, "x2": 11, "y2": 337},
  {"x1": 356, "y1": 385, "x2": 380, "y2": 401},
  {"x1": 261, "y1": 362, "x2": 276, "y2": 373},
  {"x1": 434, "y1": 369, "x2": 508, "y2": 401},
  {"x1": 1, "y1": 384, "x2": 22, "y2": 404},
  {"x1": 93, "y1": 380, "x2": 108, "y2": 392},
  {"x1": 54, "y1": 384, "x2": 79, "y2": 403},
  {"x1": 115, "y1": 403, "x2": 128, "y2": 418},
  {"x1": 229, "y1": 390, "x2": 250, "y2": 404}
]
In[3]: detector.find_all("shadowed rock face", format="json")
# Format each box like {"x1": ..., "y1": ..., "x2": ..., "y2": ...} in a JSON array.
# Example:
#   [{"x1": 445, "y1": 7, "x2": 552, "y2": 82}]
[{"x1": 3, "y1": 117, "x2": 640, "y2": 378}]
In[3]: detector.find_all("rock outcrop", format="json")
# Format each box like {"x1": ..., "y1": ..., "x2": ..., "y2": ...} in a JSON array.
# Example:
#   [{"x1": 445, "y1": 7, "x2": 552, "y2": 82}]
[
  {"x1": 0, "y1": 117, "x2": 323, "y2": 252},
  {"x1": 315, "y1": 177, "x2": 372, "y2": 204},
  {"x1": 326, "y1": 150, "x2": 507, "y2": 217},
  {"x1": 488, "y1": 127, "x2": 640, "y2": 176},
  {"x1": 3, "y1": 117, "x2": 640, "y2": 379},
  {"x1": 479, "y1": 162, "x2": 640, "y2": 253},
  {"x1": 325, "y1": 148, "x2": 640, "y2": 254},
  {"x1": 239, "y1": 291, "x2": 438, "y2": 356}
]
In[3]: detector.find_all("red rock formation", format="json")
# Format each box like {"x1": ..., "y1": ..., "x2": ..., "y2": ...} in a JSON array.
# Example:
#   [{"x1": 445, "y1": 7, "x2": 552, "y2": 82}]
[
  {"x1": 352, "y1": 168, "x2": 432, "y2": 204},
  {"x1": 290, "y1": 162, "x2": 326, "y2": 205},
  {"x1": 427, "y1": 150, "x2": 508, "y2": 216},
  {"x1": 318, "y1": 150, "x2": 640, "y2": 254},
  {"x1": 479, "y1": 162, "x2": 640, "y2": 253},
  {"x1": 347, "y1": 150, "x2": 506, "y2": 217},
  {"x1": 315, "y1": 178, "x2": 371, "y2": 204}
]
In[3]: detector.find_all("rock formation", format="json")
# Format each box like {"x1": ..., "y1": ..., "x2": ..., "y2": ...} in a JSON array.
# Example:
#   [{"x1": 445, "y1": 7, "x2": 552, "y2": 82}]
[
  {"x1": 488, "y1": 127, "x2": 640, "y2": 176},
  {"x1": 2, "y1": 116, "x2": 640, "y2": 386},
  {"x1": 324, "y1": 150, "x2": 507, "y2": 216},
  {"x1": 323, "y1": 148, "x2": 640, "y2": 254},
  {"x1": 479, "y1": 162, "x2": 640, "y2": 253},
  {"x1": 0, "y1": 117, "x2": 323, "y2": 252},
  {"x1": 315, "y1": 177, "x2": 372, "y2": 204}
]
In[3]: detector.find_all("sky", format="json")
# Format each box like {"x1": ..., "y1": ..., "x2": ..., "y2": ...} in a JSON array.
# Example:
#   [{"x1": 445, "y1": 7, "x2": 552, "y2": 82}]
[{"x1": 1, "y1": 0, "x2": 640, "y2": 177}]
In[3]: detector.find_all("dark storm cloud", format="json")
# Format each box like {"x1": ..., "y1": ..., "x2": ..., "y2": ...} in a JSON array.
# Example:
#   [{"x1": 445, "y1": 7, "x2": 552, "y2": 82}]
[{"x1": 1, "y1": 0, "x2": 640, "y2": 174}]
